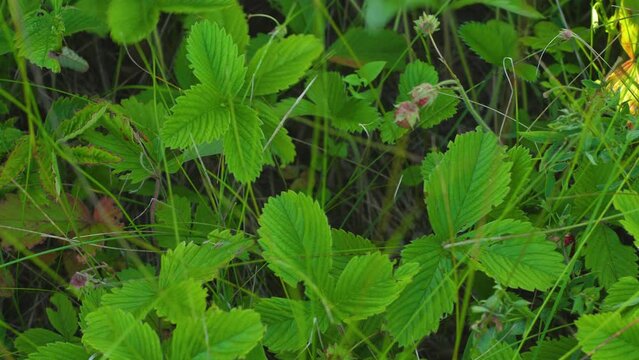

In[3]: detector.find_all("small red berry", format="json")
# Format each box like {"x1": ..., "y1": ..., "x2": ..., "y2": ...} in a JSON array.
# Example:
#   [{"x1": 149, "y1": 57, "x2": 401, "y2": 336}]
[{"x1": 563, "y1": 233, "x2": 575, "y2": 247}]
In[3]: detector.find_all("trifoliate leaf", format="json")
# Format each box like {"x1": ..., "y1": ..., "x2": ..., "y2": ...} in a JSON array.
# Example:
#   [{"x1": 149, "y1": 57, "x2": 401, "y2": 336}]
[
  {"x1": 45, "y1": 293, "x2": 78, "y2": 339},
  {"x1": 55, "y1": 103, "x2": 107, "y2": 143},
  {"x1": 0, "y1": 194, "x2": 85, "y2": 249},
  {"x1": 254, "y1": 101, "x2": 296, "y2": 167},
  {"x1": 154, "y1": 279, "x2": 207, "y2": 324},
  {"x1": 459, "y1": 20, "x2": 518, "y2": 66},
  {"x1": 222, "y1": 103, "x2": 264, "y2": 183},
  {"x1": 107, "y1": 0, "x2": 159, "y2": 44},
  {"x1": 470, "y1": 219, "x2": 565, "y2": 291},
  {"x1": 101, "y1": 278, "x2": 157, "y2": 318},
  {"x1": 614, "y1": 192, "x2": 639, "y2": 248},
  {"x1": 452, "y1": 0, "x2": 544, "y2": 19},
  {"x1": 83, "y1": 307, "x2": 162, "y2": 360},
  {"x1": 331, "y1": 229, "x2": 376, "y2": 278},
  {"x1": 522, "y1": 336, "x2": 580, "y2": 360},
  {"x1": 333, "y1": 252, "x2": 407, "y2": 321},
  {"x1": 161, "y1": 84, "x2": 231, "y2": 149},
  {"x1": 169, "y1": 308, "x2": 264, "y2": 360},
  {"x1": 15, "y1": 329, "x2": 65, "y2": 355},
  {"x1": 426, "y1": 130, "x2": 512, "y2": 237},
  {"x1": 255, "y1": 298, "x2": 313, "y2": 353},
  {"x1": 159, "y1": 240, "x2": 250, "y2": 288},
  {"x1": 186, "y1": 20, "x2": 246, "y2": 96},
  {"x1": 329, "y1": 27, "x2": 406, "y2": 70},
  {"x1": 155, "y1": 195, "x2": 192, "y2": 248},
  {"x1": 248, "y1": 35, "x2": 323, "y2": 96},
  {"x1": 603, "y1": 277, "x2": 639, "y2": 312},
  {"x1": 157, "y1": 0, "x2": 232, "y2": 13},
  {"x1": 576, "y1": 312, "x2": 639, "y2": 359},
  {"x1": 68, "y1": 146, "x2": 121, "y2": 165},
  {"x1": 27, "y1": 342, "x2": 89, "y2": 360},
  {"x1": 0, "y1": 136, "x2": 31, "y2": 189},
  {"x1": 386, "y1": 235, "x2": 456, "y2": 346},
  {"x1": 583, "y1": 225, "x2": 639, "y2": 288},
  {"x1": 257, "y1": 191, "x2": 333, "y2": 294},
  {"x1": 184, "y1": 0, "x2": 249, "y2": 53},
  {"x1": 16, "y1": 9, "x2": 64, "y2": 72}
]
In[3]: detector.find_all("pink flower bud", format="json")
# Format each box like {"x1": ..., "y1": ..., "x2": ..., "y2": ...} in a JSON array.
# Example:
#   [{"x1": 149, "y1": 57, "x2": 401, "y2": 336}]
[
  {"x1": 394, "y1": 101, "x2": 420, "y2": 129},
  {"x1": 410, "y1": 83, "x2": 438, "y2": 107},
  {"x1": 70, "y1": 272, "x2": 88, "y2": 289}
]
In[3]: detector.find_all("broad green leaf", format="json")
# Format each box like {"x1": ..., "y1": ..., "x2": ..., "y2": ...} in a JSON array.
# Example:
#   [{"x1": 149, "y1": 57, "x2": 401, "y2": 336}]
[
  {"x1": 569, "y1": 162, "x2": 617, "y2": 220},
  {"x1": 397, "y1": 61, "x2": 439, "y2": 102},
  {"x1": 470, "y1": 219, "x2": 565, "y2": 291},
  {"x1": 45, "y1": 293, "x2": 78, "y2": 339},
  {"x1": 55, "y1": 104, "x2": 107, "y2": 143},
  {"x1": 255, "y1": 298, "x2": 312, "y2": 353},
  {"x1": 419, "y1": 89, "x2": 459, "y2": 129},
  {"x1": 186, "y1": 20, "x2": 246, "y2": 96},
  {"x1": 155, "y1": 195, "x2": 192, "y2": 248},
  {"x1": 101, "y1": 278, "x2": 157, "y2": 318},
  {"x1": 522, "y1": 336, "x2": 580, "y2": 360},
  {"x1": 357, "y1": 61, "x2": 387, "y2": 84},
  {"x1": 268, "y1": 0, "x2": 321, "y2": 35},
  {"x1": 472, "y1": 341, "x2": 522, "y2": 359},
  {"x1": 386, "y1": 235, "x2": 456, "y2": 346},
  {"x1": 452, "y1": 0, "x2": 544, "y2": 19},
  {"x1": 161, "y1": 84, "x2": 231, "y2": 149},
  {"x1": 421, "y1": 150, "x2": 444, "y2": 187},
  {"x1": 60, "y1": 5, "x2": 105, "y2": 35},
  {"x1": 16, "y1": 10, "x2": 64, "y2": 71},
  {"x1": 333, "y1": 252, "x2": 406, "y2": 320},
  {"x1": 170, "y1": 308, "x2": 264, "y2": 360},
  {"x1": 73, "y1": 0, "x2": 110, "y2": 35},
  {"x1": 223, "y1": 103, "x2": 264, "y2": 183},
  {"x1": 304, "y1": 72, "x2": 380, "y2": 133},
  {"x1": 0, "y1": 194, "x2": 85, "y2": 249},
  {"x1": 248, "y1": 35, "x2": 323, "y2": 96},
  {"x1": 459, "y1": 20, "x2": 519, "y2": 66},
  {"x1": 15, "y1": 329, "x2": 65, "y2": 355},
  {"x1": 329, "y1": 27, "x2": 406, "y2": 70},
  {"x1": 603, "y1": 277, "x2": 639, "y2": 312},
  {"x1": 57, "y1": 47, "x2": 89, "y2": 72},
  {"x1": 584, "y1": 225, "x2": 638, "y2": 288},
  {"x1": 0, "y1": 125, "x2": 22, "y2": 156},
  {"x1": 501, "y1": 146, "x2": 534, "y2": 205},
  {"x1": 331, "y1": 229, "x2": 376, "y2": 277},
  {"x1": 0, "y1": 136, "x2": 31, "y2": 189},
  {"x1": 27, "y1": 342, "x2": 89, "y2": 360},
  {"x1": 107, "y1": 0, "x2": 159, "y2": 44},
  {"x1": 614, "y1": 192, "x2": 639, "y2": 247},
  {"x1": 157, "y1": 0, "x2": 232, "y2": 12},
  {"x1": 83, "y1": 307, "x2": 162, "y2": 360},
  {"x1": 258, "y1": 191, "x2": 333, "y2": 293},
  {"x1": 185, "y1": 0, "x2": 249, "y2": 53},
  {"x1": 0, "y1": 27, "x2": 13, "y2": 56},
  {"x1": 426, "y1": 130, "x2": 512, "y2": 237},
  {"x1": 254, "y1": 101, "x2": 296, "y2": 166},
  {"x1": 159, "y1": 240, "x2": 250, "y2": 288},
  {"x1": 155, "y1": 279, "x2": 207, "y2": 323},
  {"x1": 576, "y1": 312, "x2": 639, "y2": 359},
  {"x1": 68, "y1": 146, "x2": 121, "y2": 165}
]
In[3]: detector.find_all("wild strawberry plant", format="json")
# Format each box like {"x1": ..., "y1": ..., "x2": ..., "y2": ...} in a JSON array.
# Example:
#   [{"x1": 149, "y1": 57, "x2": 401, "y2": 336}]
[{"x1": 1, "y1": 0, "x2": 639, "y2": 359}]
